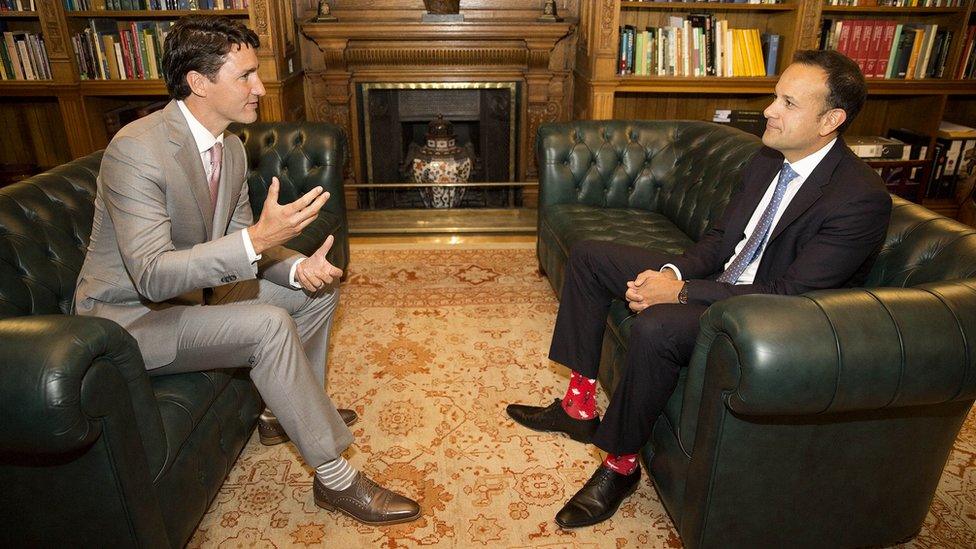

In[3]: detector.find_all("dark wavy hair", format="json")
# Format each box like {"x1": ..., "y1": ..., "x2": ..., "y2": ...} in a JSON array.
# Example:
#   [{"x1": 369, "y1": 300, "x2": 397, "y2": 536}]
[
  {"x1": 792, "y1": 49, "x2": 867, "y2": 135},
  {"x1": 161, "y1": 15, "x2": 260, "y2": 100}
]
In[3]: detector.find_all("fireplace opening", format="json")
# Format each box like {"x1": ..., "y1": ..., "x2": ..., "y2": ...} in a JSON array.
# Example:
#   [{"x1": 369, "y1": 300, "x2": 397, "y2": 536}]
[{"x1": 357, "y1": 82, "x2": 520, "y2": 209}]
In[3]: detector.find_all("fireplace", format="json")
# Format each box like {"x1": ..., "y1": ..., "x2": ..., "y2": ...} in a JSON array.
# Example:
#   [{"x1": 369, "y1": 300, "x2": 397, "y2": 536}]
[{"x1": 357, "y1": 82, "x2": 519, "y2": 209}]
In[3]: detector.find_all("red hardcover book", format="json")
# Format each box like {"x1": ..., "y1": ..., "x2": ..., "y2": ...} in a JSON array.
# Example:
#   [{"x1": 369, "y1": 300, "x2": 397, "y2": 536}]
[
  {"x1": 859, "y1": 20, "x2": 875, "y2": 76},
  {"x1": 868, "y1": 20, "x2": 886, "y2": 77},
  {"x1": 837, "y1": 20, "x2": 852, "y2": 56},
  {"x1": 876, "y1": 21, "x2": 896, "y2": 78},
  {"x1": 118, "y1": 28, "x2": 133, "y2": 79}
]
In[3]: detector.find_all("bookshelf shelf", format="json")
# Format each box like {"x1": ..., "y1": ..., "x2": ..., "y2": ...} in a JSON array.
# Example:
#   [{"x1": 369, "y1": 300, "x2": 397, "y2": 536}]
[
  {"x1": 65, "y1": 10, "x2": 249, "y2": 19},
  {"x1": 620, "y1": 1, "x2": 796, "y2": 11},
  {"x1": 867, "y1": 80, "x2": 976, "y2": 93},
  {"x1": 614, "y1": 76, "x2": 777, "y2": 93},
  {"x1": 0, "y1": 80, "x2": 62, "y2": 96},
  {"x1": 0, "y1": 11, "x2": 38, "y2": 19},
  {"x1": 79, "y1": 80, "x2": 168, "y2": 95}
]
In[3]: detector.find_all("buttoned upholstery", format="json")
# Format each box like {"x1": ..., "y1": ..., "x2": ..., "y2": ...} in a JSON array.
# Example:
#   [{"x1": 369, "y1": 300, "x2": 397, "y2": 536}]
[
  {"x1": 537, "y1": 120, "x2": 976, "y2": 548},
  {"x1": 0, "y1": 122, "x2": 349, "y2": 547},
  {"x1": 229, "y1": 121, "x2": 349, "y2": 271}
]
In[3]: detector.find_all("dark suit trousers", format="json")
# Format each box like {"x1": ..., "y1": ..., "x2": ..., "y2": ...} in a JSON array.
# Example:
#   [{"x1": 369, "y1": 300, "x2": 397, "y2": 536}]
[{"x1": 549, "y1": 240, "x2": 707, "y2": 455}]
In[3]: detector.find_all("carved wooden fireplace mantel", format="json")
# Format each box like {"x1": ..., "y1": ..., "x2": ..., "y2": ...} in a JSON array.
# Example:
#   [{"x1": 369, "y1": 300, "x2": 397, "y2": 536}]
[{"x1": 300, "y1": 18, "x2": 575, "y2": 208}]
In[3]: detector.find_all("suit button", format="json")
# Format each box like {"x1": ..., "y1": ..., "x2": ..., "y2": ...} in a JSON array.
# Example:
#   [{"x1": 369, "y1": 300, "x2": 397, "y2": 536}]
[{"x1": 228, "y1": 275, "x2": 237, "y2": 281}]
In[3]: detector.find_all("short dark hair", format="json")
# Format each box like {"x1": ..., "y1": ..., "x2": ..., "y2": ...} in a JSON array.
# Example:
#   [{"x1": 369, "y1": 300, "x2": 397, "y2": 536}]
[
  {"x1": 162, "y1": 15, "x2": 260, "y2": 100},
  {"x1": 791, "y1": 50, "x2": 867, "y2": 134}
]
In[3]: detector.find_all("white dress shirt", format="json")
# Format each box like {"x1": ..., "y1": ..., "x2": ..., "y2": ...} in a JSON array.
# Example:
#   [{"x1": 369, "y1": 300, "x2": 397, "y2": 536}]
[{"x1": 664, "y1": 138, "x2": 836, "y2": 285}]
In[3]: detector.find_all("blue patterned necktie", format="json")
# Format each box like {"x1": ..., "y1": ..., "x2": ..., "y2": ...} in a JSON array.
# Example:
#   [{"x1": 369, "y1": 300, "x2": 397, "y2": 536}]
[{"x1": 717, "y1": 162, "x2": 799, "y2": 284}]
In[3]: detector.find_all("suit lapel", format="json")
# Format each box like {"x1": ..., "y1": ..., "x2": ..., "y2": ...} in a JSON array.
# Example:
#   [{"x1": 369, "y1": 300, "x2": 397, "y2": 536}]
[
  {"x1": 768, "y1": 138, "x2": 846, "y2": 242},
  {"x1": 164, "y1": 101, "x2": 214, "y2": 239}
]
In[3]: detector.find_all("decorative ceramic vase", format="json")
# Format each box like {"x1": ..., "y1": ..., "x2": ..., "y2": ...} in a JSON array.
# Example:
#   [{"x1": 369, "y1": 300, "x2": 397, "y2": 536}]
[
  {"x1": 423, "y1": 0, "x2": 460, "y2": 14},
  {"x1": 410, "y1": 115, "x2": 473, "y2": 208}
]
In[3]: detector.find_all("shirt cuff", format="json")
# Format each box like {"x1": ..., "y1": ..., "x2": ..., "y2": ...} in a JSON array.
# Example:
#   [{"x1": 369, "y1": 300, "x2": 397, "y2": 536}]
[
  {"x1": 241, "y1": 229, "x2": 262, "y2": 263},
  {"x1": 289, "y1": 258, "x2": 306, "y2": 289},
  {"x1": 661, "y1": 264, "x2": 683, "y2": 281}
]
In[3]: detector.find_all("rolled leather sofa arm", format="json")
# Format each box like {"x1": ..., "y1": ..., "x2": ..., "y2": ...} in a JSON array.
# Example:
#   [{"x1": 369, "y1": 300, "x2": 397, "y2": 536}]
[
  {"x1": 0, "y1": 315, "x2": 155, "y2": 455},
  {"x1": 678, "y1": 279, "x2": 976, "y2": 426}
]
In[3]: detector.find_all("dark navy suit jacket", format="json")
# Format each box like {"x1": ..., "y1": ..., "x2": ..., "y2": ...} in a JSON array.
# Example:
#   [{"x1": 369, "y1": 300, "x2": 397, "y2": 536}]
[{"x1": 668, "y1": 137, "x2": 893, "y2": 306}]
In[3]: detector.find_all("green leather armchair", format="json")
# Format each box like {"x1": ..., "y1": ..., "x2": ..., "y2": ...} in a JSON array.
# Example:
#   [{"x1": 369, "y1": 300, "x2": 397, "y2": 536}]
[
  {"x1": 0, "y1": 122, "x2": 348, "y2": 547},
  {"x1": 536, "y1": 120, "x2": 976, "y2": 548}
]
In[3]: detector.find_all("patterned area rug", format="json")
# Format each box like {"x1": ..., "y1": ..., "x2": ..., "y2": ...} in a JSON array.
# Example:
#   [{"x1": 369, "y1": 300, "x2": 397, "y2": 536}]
[{"x1": 191, "y1": 243, "x2": 976, "y2": 548}]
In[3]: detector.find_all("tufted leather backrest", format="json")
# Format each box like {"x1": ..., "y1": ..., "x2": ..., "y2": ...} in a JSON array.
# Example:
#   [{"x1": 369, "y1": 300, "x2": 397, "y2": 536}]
[
  {"x1": 0, "y1": 153, "x2": 102, "y2": 319},
  {"x1": 865, "y1": 196, "x2": 976, "y2": 287},
  {"x1": 228, "y1": 122, "x2": 347, "y2": 223},
  {"x1": 537, "y1": 120, "x2": 761, "y2": 240}
]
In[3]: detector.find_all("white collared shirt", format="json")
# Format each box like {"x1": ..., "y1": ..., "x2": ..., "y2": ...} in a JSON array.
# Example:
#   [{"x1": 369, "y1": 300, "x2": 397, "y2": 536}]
[
  {"x1": 176, "y1": 101, "x2": 304, "y2": 288},
  {"x1": 665, "y1": 138, "x2": 837, "y2": 285}
]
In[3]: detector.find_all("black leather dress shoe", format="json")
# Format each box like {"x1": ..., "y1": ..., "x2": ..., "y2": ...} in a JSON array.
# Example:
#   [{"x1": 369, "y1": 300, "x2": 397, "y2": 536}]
[
  {"x1": 506, "y1": 398, "x2": 600, "y2": 443},
  {"x1": 258, "y1": 408, "x2": 359, "y2": 446},
  {"x1": 314, "y1": 472, "x2": 421, "y2": 525},
  {"x1": 555, "y1": 465, "x2": 641, "y2": 528}
]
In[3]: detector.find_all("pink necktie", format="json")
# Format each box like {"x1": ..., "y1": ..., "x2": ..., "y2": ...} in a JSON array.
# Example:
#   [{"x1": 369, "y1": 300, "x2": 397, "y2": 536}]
[{"x1": 208, "y1": 142, "x2": 223, "y2": 209}]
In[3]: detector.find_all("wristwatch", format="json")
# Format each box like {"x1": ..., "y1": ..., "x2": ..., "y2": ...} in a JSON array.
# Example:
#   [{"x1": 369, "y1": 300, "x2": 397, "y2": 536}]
[{"x1": 677, "y1": 282, "x2": 689, "y2": 304}]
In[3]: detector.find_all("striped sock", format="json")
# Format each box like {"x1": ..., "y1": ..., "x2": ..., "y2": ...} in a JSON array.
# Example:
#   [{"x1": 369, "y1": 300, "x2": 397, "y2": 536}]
[{"x1": 315, "y1": 457, "x2": 358, "y2": 491}]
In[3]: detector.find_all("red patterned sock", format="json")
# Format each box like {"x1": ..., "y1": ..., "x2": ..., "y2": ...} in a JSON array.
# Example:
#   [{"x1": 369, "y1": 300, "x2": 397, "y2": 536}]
[
  {"x1": 603, "y1": 453, "x2": 640, "y2": 476},
  {"x1": 561, "y1": 370, "x2": 598, "y2": 420}
]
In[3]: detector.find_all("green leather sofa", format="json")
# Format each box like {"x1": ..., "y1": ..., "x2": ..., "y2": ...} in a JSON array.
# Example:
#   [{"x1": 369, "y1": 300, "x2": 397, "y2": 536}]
[
  {"x1": 0, "y1": 122, "x2": 348, "y2": 547},
  {"x1": 536, "y1": 120, "x2": 976, "y2": 548}
]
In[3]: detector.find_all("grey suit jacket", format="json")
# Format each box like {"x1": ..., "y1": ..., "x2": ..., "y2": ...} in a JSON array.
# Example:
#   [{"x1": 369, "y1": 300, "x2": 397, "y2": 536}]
[{"x1": 75, "y1": 100, "x2": 301, "y2": 367}]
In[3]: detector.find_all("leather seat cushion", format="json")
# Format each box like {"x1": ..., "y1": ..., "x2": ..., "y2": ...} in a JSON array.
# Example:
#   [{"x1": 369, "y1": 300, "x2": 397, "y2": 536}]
[{"x1": 542, "y1": 204, "x2": 695, "y2": 257}]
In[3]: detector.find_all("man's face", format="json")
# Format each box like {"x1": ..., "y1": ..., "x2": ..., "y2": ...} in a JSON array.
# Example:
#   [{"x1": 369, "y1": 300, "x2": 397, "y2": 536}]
[
  {"x1": 762, "y1": 63, "x2": 841, "y2": 162},
  {"x1": 201, "y1": 44, "x2": 265, "y2": 127}
]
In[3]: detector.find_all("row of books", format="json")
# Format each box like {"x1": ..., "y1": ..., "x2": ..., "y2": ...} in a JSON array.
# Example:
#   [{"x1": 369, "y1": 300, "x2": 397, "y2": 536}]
[
  {"x1": 72, "y1": 19, "x2": 173, "y2": 80},
  {"x1": 820, "y1": 19, "x2": 953, "y2": 79},
  {"x1": 0, "y1": 0, "x2": 36, "y2": 11},
  {"x1": 63, "y1": 0, "x2": 248, "y2": 10},
  {"x1": 618, "y1": 17, "x2": 780, "y2": 77},
  {"x1": 958, "y1": 26, "x2": 976, "y2": 79},
  {"x1": 0, "y1": 28, "x2": 51, "y2": 80},
  {"x1": 825, "y1": 0, "x2": 964, "y2": 5}
]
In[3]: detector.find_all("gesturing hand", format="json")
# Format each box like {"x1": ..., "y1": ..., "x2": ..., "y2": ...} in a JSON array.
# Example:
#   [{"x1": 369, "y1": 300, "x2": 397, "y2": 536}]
[
  {"x1": 295, "y1": 234, "x2": 343, "y2": 292},
  {"x1": 249, "y1": 178, "x2": 329, "y2": 254}
]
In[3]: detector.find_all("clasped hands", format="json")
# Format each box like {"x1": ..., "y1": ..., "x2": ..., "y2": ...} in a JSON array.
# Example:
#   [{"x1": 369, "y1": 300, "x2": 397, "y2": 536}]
[
  {"x1": 625, "y1": 268, "x2": 684, "y2": 313},
  {"x1": 249, "y1": 177, "x2": 343, "y2": 292}
]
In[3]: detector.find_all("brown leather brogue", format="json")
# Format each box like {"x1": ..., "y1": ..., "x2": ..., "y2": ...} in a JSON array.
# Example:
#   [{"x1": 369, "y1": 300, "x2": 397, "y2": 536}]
[
  {"x1": 313, "y1": 472, "x2": 421, "y2": 525},
  {"x1": 258, "y1": 408, "x2": 359, "y2": 446}
]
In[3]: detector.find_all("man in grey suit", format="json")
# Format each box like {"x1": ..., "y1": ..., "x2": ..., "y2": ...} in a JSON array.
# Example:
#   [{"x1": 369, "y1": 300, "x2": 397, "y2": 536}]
[{"x1": 74, "y1": 15, "x2": 420, "y2": 526}]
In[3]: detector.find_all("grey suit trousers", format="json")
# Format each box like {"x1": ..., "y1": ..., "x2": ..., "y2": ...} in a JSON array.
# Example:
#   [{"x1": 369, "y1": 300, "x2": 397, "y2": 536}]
[{"x1": 149, "y1": 278, "x2": 353, "y2": 467}]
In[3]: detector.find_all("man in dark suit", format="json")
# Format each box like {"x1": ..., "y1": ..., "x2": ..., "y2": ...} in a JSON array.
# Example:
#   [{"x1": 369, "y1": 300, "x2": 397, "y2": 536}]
[
  {"x1": 74, "y1": 15, "x2": 420, "y2": 525},
  {"x1": 507, "y1": 50, "x2": 892, "y2": 528}
]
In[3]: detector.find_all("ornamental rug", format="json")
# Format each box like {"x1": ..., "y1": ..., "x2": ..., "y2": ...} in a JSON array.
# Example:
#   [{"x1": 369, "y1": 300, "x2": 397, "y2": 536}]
[{"x1": 190, "y1": 242, "x2": 976, "y2": 548}]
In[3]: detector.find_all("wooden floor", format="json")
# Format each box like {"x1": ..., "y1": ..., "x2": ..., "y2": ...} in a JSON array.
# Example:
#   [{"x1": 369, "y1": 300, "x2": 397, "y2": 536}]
[{"x1": 347, "y1": 207, "x2": 536, "y2": 236}]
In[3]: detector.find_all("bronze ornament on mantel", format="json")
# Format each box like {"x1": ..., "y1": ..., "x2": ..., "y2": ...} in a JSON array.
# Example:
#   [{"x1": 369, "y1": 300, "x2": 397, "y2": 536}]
[
  {"x1": 539, "y1": 0, "x2": 563, "y2": 22},
  {"x1": 422, "y1": 0, "x2": 463, "y2": 22},
  {"x1": 314, "y1": 0, "x2": 337, "y2": 22}
]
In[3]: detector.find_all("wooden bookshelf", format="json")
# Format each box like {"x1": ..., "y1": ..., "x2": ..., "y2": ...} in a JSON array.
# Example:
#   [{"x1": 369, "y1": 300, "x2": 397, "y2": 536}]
[
  {"x1": 574, "y1": 0, "x2": 976, "y2": 214},
  {"x1": 0, "y1": 1, "x2": 304, "y2": 168}
]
